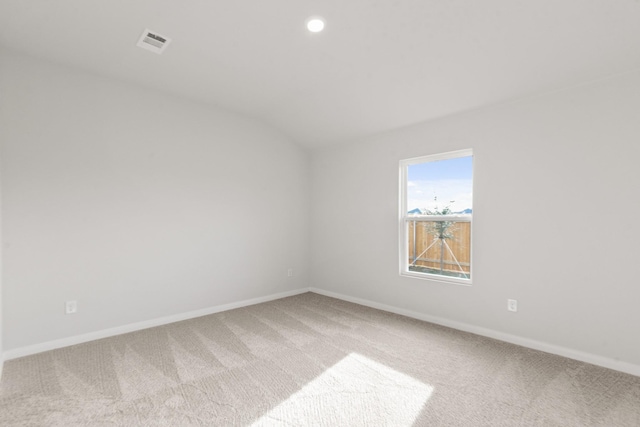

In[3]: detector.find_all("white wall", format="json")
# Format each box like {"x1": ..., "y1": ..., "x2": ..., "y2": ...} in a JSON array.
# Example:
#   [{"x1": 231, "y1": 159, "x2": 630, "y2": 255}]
[
  {"x1": 0, "y1": 123, "x2": 2, "y2": 376},
  {"x1": 0, "y1": 50, "x2": 310, "y2": 352},
  {"x1": 3, "y1": 46, "x2": 640, "y2": 375},
  {"x1": 311, "y1": 71, "x2": 640, "y2": 369}
]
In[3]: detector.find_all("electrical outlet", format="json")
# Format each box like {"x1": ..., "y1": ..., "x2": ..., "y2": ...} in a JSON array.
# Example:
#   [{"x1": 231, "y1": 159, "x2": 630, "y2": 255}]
[
  {"x1": 287, "y1": 268, "x2": 293, "y2": 277},
  {"x1": 507, "y1": 299, "x2": 517, "y2": 312},
  {"x1": 65, "y1": 300, "x2": 78, "y2": 315}
]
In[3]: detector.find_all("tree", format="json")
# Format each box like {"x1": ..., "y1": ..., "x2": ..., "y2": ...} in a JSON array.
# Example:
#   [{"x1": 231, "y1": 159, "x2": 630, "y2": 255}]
[{"x1": 425, "y1": 200, "x2": 456, "y2": 274}]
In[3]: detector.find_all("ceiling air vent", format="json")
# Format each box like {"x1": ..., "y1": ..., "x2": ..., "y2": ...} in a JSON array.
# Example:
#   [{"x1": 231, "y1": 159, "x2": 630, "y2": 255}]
[{"x1": 136, "y1": 29, "x2": 171, "y2": 54}]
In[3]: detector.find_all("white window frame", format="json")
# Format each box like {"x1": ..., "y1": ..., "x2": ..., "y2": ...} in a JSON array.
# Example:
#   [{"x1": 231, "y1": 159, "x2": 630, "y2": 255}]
[{"x1": 399, "y1": 149, "x2": 473, "y2": 285}]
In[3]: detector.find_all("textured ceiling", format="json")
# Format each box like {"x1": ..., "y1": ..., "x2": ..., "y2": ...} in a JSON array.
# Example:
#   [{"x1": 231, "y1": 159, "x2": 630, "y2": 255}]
[{"x1": 2, "y1": 0, "x2": 640, "y2": 148}]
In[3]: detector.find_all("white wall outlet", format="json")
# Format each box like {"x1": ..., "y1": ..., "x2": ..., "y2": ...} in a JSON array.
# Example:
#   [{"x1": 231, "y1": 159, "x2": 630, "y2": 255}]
[
  {"x1": 287, "y1": 268, "x2": 293, "y2": 277},
  {"x1": 65, "y1": 300, "x2": 78, "y2": 314},
  {"x1": 507, "y1": 299, "x2": 518, "y2": 312}
]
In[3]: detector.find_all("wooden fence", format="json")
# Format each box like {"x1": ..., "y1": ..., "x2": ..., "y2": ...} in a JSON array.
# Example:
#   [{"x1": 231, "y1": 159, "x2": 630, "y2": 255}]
[{"x1": 407, "y1": 220, "x2": 471, "y2": 276}]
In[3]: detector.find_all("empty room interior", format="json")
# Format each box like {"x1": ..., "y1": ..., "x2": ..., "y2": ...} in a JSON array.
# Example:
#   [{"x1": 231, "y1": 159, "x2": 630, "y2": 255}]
[{"x1": 1, "y1": 1, "x2": 640, "y2": 425}]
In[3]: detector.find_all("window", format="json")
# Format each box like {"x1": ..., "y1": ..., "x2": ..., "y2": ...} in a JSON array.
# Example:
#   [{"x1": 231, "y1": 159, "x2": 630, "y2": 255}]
[{"x1": 399, "y1": 149, "x2": 473, "y2": 284}]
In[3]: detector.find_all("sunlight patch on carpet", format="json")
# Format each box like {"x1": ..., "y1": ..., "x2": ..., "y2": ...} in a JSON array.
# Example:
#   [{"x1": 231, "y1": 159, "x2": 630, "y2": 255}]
[{"x1": 252, "y1": 352, "x2": 434, "y2": 426}]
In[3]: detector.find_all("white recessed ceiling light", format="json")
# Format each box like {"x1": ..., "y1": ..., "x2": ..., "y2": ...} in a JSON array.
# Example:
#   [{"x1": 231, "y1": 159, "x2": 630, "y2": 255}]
[{"x1": 306, "y1": 16, "x2": 325, "y2": 33}]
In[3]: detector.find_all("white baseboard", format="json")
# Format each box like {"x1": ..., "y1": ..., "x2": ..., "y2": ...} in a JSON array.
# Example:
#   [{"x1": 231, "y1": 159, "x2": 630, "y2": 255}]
[
  {"x1": 3, "y1": 288, "x2": 309, "y2": 361},
  {"x1": 5, "y1": 287, "x2": 639, "y2": 378},
  {"x1": 309, "y1": 287, "x2": 640, "y2": 378}
]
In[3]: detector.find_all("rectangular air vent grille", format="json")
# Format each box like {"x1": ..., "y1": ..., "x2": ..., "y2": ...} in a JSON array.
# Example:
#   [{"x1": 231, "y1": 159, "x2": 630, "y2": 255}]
[{"x1": 136, "y1": 29, "x2": 171, "y2": 54}]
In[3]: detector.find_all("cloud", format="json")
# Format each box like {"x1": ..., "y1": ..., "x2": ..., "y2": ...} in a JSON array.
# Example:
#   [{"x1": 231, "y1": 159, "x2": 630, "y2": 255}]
[{"x1": 407, "y1": 179, "x2": 472, "y2": 212}]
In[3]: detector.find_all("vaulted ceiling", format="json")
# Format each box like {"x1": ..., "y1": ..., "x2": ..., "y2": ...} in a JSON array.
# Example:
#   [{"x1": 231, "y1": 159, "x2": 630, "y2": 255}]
[{"x1": 2, "y1": 0, "x2": 640, "y2": 148}]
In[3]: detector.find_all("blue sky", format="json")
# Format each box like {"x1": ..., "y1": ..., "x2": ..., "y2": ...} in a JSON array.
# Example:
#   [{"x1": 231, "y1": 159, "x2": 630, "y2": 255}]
[{"x1": 407, "y1": 156, "x2": 473, "y2": 213}]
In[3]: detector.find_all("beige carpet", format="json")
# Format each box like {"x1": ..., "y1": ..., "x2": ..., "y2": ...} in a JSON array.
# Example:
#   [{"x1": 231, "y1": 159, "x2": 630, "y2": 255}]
[{"x1": 1, "y1": 292, "x2": 639, "y2": 426}]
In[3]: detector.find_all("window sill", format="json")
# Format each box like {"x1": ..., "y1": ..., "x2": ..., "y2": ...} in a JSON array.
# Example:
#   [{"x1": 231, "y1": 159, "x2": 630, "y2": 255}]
[{"x1": 400, "y1": 270, "x2": 472, "y2": 286}]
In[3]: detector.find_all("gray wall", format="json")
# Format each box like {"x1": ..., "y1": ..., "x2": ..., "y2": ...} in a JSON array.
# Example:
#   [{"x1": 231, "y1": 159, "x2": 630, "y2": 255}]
[
  {"x1": 0, "y1": 112, "x2": 2, "y2": 373},
  {"x1": 0, "y1": 51, "x2": 310, "y2": 351},
  {"x1": 311, "y1": 71, "x2": 640, "y2": 368},
  {"x1": 3, "y1": 48, "x2": 640, "y2": 374}
]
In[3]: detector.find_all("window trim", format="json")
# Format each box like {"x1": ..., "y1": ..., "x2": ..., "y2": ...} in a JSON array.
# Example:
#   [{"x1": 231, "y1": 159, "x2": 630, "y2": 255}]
[{"x1": 399, "y1": 149, "x2": 473, "y2": 285}]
